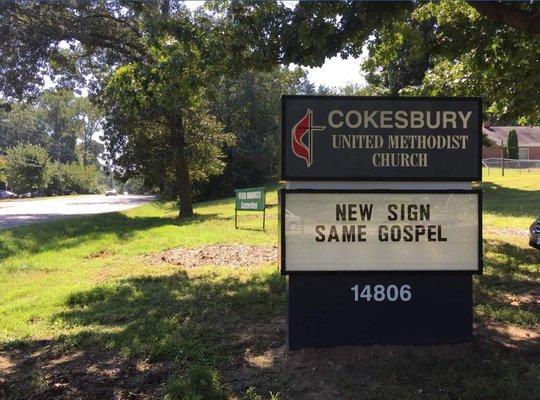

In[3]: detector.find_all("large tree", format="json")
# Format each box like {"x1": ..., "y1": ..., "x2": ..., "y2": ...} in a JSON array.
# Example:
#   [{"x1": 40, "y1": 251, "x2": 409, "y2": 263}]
[
  {"x1": 200, "y1": 67, "x2": 313, "y2": 198},
  {"x1": 0, "y1": 0, "x2": 233, "y2": 217},
  {"x1": 40, "y1": 89, "x2": 81, "y2": 163},
  {"x1": 74, "y1": 97, "x2": 104, "y2": 166}
]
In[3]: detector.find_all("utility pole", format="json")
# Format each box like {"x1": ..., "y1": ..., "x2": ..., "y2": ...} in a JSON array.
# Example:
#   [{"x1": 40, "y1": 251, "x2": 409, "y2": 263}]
[{"x1": 500, "y1": 139, "x2": 505, "y2": 177}]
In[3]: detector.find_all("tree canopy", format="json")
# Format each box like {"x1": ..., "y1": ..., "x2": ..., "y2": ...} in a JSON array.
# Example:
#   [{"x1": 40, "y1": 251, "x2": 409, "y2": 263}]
[
  {"x1": 364, "y1": 0, "x2": 540, "y2": 125},
  {"x1": 1, "y1": 0, "x2": 539, "y2": 212},
  {"x1": 220, "y1": 0, "x2": 540, "y2": 124}
]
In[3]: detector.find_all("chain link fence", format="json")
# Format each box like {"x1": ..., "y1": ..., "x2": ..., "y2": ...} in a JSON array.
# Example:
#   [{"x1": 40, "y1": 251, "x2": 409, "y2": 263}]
[{"x1": 483, "y1": 158, "x2": 540, "y2": 176}]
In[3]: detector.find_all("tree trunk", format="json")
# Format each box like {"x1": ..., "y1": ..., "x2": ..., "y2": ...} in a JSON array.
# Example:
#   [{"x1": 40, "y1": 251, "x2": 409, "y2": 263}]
[
  {"x1": 82, "y1": 141, "x2": 88, "y2": 166},
  {"x1": 170, "y1": 112, "x2": 193, "y2": 218},
  {"x1": 161, "y1": 0, "x2": 170, "y2": 16}
]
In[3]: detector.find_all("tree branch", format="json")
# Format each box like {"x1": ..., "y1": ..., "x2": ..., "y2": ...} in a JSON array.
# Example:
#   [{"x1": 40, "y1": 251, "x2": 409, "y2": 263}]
[
  {"x1": 79, "y1": 13, "x2": 143, "y2": 39},
  {"x1": 468, "y1": 1, "x2": 540, "y2": 34}
]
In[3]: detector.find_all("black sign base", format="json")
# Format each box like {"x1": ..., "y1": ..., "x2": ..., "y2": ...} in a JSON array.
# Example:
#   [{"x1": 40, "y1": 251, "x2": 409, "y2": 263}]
[{"x1": 287, "y1": 273, "x2": 472, "y2": 350}]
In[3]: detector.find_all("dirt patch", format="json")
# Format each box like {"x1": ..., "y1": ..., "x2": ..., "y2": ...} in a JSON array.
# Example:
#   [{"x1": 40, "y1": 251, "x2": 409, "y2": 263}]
[
  {"x1": 484, "y1": 226, "x2": 529, "y2": 237},
  {"x1": 224, "y1": 316, "x2": 540, "y2": 399},
  {"x1": 144, "y1": 244, "x2": 278, "y2": 268},
  {"x1": 0, "y1": 341, "x2": 170, "y2": 400},
  {"x1": 475, "y1": 321, "x2": 540, "y2": 353},
  {"x1": 86, "y1": 250, "x2": 115, "y2": 259},
  {"x1": 226, "y1": 317, "x2": 482, "y2": 399},
  {"x1": 503, "y1": 290, "x2": 539, "y2": 310}
]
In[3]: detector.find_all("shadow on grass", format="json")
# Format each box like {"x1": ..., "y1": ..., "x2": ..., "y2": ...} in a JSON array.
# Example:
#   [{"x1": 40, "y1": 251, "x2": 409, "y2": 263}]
[
  {"x1": 0, "y1": 211, "x2": 226, "y2": 261},
  {"x1": 0, "y1": 269, "x2": 285, "y2": 399},
  {"x1": 1, "y1": 263, "x2": 539, "y2": 400},
  {"x1": 483, "y1": 239, "x2": 540, "y2": 284},
  {"x1": 480, "y1": 181, "x2": 540, "y2": 219},
  {"x1": 56, "y1": 270, "x2": 284, "y2": 361},
  {"x1": 474, "y1": 239, "x2": 539, "y2": 327}
]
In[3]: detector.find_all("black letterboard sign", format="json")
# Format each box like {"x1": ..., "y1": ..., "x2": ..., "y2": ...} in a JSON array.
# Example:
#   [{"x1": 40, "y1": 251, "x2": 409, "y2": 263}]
[{"x1": 281, "y1": 96, "x2": 482, "y2": 181}]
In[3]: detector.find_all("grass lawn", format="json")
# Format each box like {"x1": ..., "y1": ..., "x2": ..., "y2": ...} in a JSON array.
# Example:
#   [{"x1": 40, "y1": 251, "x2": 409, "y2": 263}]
[{"x1": 0, "y1": 174, "x2": 539, "y2": 399}]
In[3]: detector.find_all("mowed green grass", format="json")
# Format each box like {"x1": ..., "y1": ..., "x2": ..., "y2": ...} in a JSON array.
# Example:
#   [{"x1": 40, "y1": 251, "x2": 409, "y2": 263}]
[
  {"x1": 474, "y1": 169, "x2": 540, "y2": 328},
  {"x1": 0, "y1": 174, "x2": 539, "y2": 399},
  {"x1": 0, "y1": 192, "x2": 279, "y2": 343},
  {"x1": 480, "y1": 168, "x2": 540, "y2": 228}
]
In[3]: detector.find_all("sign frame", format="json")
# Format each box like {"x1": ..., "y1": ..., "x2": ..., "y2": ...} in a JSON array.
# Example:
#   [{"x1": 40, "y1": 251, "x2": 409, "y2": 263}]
[
  {"x1": 234, "y1": 187, "x2": 266, "y2": 230},
  {"x1": 279, "y1": 188, "x2": 483, "y2": 275},
  {"x1": 280, "y1": 95, "x2": 483, "y2": 182}
]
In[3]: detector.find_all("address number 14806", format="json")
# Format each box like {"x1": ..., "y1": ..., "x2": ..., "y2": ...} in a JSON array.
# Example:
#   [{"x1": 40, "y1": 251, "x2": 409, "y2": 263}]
[{"x1": 351, "y1": 284, "x2": 412, "y2": 302}]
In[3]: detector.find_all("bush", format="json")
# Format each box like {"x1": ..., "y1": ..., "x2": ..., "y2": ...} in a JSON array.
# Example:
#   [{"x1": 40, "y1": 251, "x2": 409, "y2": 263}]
[
  {"x1": 165, "y1": 365, "x2": 229, "y2": 400},
  {"x1": 0, "y1": 156, "x2": 7, "y2": 189},
  {"x1": 5, "y1": 143, "x2": 49, "y2": 193},
  {"x1": 47, "y1": 162, "x2": 103, "y2": 194}
]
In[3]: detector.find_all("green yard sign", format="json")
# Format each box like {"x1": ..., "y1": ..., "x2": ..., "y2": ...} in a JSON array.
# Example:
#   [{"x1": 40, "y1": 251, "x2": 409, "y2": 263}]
[{"x1": 234, "y1": 187, "x2": 266, "y2": 229}]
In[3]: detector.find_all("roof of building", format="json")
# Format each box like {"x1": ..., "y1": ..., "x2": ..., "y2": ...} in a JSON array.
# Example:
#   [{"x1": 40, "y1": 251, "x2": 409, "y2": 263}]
[{"x1": 483, "y1": 126, "x2": 540, "y2": 146}]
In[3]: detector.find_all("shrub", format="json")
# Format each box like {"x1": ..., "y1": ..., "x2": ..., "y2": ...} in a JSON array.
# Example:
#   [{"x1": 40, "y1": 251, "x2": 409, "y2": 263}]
[
  {"x1": 0, "y1": 156, "x2": 7, "y2": 189},
  {"x1": 5, "y1": 143, "x2": 49, "y2": 193},
  {"x1": 47, "y1": 162, "x2": 103, "y2": 194}
]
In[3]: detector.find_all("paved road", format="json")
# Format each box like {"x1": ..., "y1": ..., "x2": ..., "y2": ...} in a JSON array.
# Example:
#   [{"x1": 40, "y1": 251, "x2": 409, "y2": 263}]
[{"x1": 0, "y1": 195, "x2": 154, "y2": 229}]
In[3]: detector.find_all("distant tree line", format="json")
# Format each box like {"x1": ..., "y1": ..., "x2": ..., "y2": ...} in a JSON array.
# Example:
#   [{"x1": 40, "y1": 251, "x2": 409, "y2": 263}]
[
  {"x1": 0, "y1": 67, "x2": 316, "y2": 198},
  {"x1": 0, "y1": 89, "x2": 104, "y2": 194},
  {"x1": 2, "y1": 143, "x2": 103, "y2": 194}
]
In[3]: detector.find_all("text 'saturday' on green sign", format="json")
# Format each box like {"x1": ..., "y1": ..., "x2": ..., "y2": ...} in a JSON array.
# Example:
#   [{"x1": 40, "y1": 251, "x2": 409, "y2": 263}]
[
  {"x1": 234, "y1": 187, "x2": 266, "y2": 229},
  {"x1": 235, "y1": 187, "x2": 266, "y2": 211}
]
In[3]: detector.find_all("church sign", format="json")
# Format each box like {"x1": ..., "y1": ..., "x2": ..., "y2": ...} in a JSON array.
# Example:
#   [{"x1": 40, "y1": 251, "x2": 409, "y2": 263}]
[
  {"x1": 280, "y1": 95, "x2": 483, "y2": 349},
  {"x1": 281, "y1": 96, "x2": 482, "y2": 181}
]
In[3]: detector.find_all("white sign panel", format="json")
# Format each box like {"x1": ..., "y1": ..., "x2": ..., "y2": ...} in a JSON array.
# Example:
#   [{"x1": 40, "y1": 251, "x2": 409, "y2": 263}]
[{"x1": 281, "y1": 190, "x2": 481, "y2": 273}]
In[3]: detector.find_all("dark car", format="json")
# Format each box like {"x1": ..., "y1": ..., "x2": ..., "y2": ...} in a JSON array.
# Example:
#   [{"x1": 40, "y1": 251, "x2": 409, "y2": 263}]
[
  {"x1": 529, "y1": 216, "x2": 540, "y2": 250},
  {"x1": 0, "y1": 190, "x2": 17, "y2": 199},
  {"x1": 32, "y1": 190, "x2": 46, "y2": 197}
]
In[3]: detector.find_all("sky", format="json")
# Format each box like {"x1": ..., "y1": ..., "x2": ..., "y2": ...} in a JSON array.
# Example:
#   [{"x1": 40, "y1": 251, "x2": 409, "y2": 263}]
[{"x1": 302, "y1": 56, "x2": 366, "y2": 89}]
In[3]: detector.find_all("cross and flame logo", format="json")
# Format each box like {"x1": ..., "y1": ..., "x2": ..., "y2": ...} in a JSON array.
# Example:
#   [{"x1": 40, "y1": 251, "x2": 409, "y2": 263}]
[{"x1": 291, "y1": 109, "x2": 325, "y2": 167}]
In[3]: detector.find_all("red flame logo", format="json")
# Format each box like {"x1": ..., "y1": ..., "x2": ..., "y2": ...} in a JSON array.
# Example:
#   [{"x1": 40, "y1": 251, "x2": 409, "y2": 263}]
[{"x1": 291, "y1": 109, "x2": 325, "y2": 167}]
